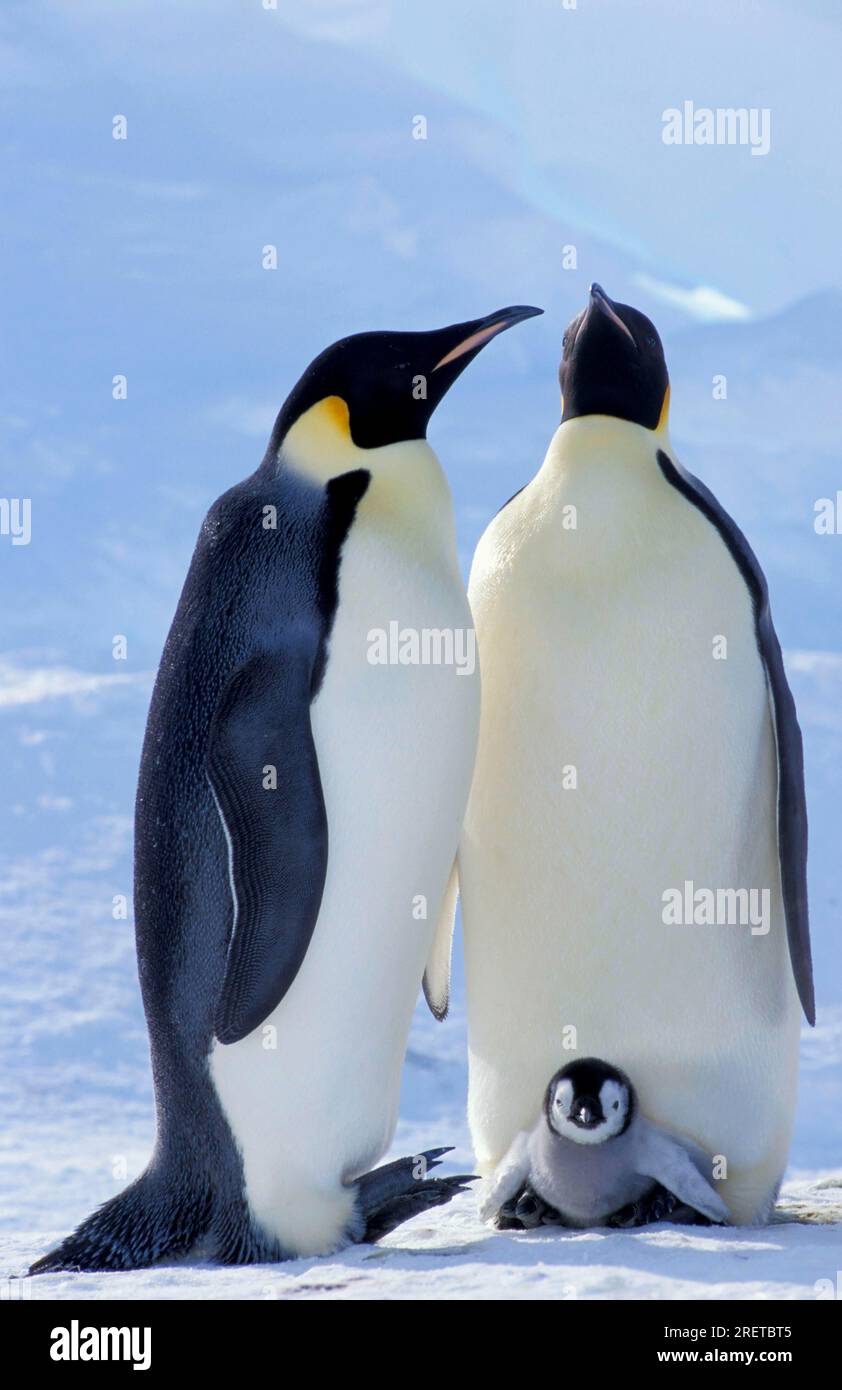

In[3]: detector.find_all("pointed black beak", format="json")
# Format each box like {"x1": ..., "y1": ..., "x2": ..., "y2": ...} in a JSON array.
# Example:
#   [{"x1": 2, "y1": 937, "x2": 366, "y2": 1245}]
[
  {"x1": 432, "y1": 305, "x2": 543, "y2": 372},
  {"x1": 587, "y1": 283, "x2": 636, "y2": 347},
  {"x1": 571, "y1": 1098, "x2": 601, "y2": 1129}
]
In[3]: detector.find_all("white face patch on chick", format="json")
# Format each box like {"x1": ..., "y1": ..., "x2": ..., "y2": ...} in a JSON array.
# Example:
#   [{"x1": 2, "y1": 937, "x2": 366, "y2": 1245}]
[
  {"x1": 549, "y1": 1075, "x2": 630, "y2": 1146},
  {"x1": 598, "y1": 1079, "x2": 630, "y2": 1138}
]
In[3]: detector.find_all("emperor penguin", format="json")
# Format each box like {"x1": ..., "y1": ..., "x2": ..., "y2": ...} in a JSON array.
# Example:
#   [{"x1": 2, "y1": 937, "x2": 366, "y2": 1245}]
[
  {"x1": 31, "y1": 305, "x2": 542, "y2": 1272},
  {"x1": 427, "y1": 284, "x2": 813, "y2": 1226},
  {"x1": 479, "y1": 1058, "x2": 728, "y2": 1230}
]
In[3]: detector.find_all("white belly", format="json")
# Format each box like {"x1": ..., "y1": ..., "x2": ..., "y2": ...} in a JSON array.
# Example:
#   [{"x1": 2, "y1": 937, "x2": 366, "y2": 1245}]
[
  {"x1": 462, "y1": 420, "x2": 801, "y2": 1223},
  {"x1": 211, "y1": 507, "x2": 479, "y2": 1254}
]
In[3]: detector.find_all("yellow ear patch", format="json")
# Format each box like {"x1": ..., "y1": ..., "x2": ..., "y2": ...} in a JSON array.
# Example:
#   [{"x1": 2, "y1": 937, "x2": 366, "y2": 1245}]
[
  {"x1": 320, "y1": 395, "x2": 352, "y2": 435},
  {"x1": 281, "y1": 394, "x2": 360, "y2": 485},
  {"x1": 656, "y1": 384, "x2": 671, "y2": 433}
]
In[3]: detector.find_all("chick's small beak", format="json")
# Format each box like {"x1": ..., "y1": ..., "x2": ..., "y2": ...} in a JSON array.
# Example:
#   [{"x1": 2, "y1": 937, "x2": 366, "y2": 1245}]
[{"x1": 571, "y1": 1097, "x2": 601, "y2": 1128}]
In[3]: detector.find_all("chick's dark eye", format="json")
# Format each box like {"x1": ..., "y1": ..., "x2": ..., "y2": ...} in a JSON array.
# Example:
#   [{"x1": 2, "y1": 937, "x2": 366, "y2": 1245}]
[{"x1": 613, "y1": 1101, "x2": 619, "y2": 1110}]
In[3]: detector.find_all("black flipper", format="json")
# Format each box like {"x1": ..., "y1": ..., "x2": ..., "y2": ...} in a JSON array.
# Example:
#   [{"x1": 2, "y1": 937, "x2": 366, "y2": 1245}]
[
  {"x1": 657, "y1": 449, "x2": 814, "y2": 1025},
  {"x1": 207, "y1": 646, "x2": 328, "y2": 1045},
  {"x1": 354, "y1": 1147, "x2": 477, "y2": 1244}
]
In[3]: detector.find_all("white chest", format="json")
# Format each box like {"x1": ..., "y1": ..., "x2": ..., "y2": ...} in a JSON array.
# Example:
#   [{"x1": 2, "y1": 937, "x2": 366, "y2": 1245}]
[{"x1": 209, "y1": 449, "x2": 480, "y2": 1253}]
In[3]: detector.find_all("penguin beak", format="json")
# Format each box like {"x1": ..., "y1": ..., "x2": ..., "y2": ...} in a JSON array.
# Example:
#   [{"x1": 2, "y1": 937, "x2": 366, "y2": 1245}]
[
  {"x1": 432, "y1": 305, "x2": 543, "y2": 372},
  {"x1": 587, "y1": 283, "x2": 637, "y2": 348},
  {"x1": 571, "y1": 1099, "x2": 601, "y2": 1129}
]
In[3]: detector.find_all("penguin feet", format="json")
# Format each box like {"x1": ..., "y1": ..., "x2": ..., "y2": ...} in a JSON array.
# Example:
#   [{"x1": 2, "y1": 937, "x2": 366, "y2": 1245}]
[
  {"x1": 667, "y1": 1202, "x2": 718, "y2": 1226},
  {"x1": 495, "y1": 1182, "x2": 567, "y2": 1231},
  {"x1": 354, "y1": 1147, "x2": 478, "y2": 1244},
  {"x1": 607, "y1": 1183, "x2": 718, "y2": 1228}
]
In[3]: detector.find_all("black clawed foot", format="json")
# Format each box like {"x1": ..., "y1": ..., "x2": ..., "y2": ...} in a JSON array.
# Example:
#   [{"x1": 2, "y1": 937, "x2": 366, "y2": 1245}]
[
  {"x1": 495, "y1": 1182, "x2": 566, "y2": 1230},
  {"x1": 666, "y1": 1202, "x2": 718, "y2": 1227},
  {"x1": 363, "y1": 1174, "x2": 477, "y2": 1243},
  {"x1": 355, "y1": 1148, "x2": 477, "y2": 1244},
  {"x1": 608, "y1": 1183, "x2": 681, "y2": 1228}
]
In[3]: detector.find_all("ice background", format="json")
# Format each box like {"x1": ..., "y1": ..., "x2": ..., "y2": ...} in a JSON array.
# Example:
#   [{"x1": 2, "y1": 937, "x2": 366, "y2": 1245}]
[{"x1": 1, "y1": 0, "x2": 840, "y2": 1298}]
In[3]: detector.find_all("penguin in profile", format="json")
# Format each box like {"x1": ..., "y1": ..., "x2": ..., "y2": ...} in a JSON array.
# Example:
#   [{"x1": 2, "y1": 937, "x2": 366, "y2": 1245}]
[
  {"x1": 430, "y1": 283, "x2": 813, "y2": 1225},
  {"x1": 479, "y1": 1058, "x2": 728, "y2": 1230},
  {"x1": 31, "y1": 304, "x2": 542, "y2": 1272}
]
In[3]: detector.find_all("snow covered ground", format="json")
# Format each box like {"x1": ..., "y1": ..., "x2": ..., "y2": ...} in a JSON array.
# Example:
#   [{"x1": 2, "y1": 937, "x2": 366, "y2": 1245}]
[
  {"x1": 2, "y1": 804, "x2": 840, "y2": 1300},
  {"x1": 2, "y1": 1, "x2": 841, "y2": 1299},
  {"x1": 7, "y1": 1179, "x2": 842, "y2": 1302},
  {"x1": 4, "y1": 954, "x2": 842, "y2": 1300}
]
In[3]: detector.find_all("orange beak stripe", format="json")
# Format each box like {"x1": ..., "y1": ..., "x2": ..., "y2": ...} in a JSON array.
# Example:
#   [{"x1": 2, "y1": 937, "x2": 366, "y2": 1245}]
[{"x1": 432, "y1": 320, "x2": 509, "y2": 371}]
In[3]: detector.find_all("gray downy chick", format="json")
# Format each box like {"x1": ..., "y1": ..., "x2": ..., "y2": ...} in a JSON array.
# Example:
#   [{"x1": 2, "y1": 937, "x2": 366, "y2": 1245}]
[{"x1": 479, "y1": 1058, "x2": 729, "y2": 1229}]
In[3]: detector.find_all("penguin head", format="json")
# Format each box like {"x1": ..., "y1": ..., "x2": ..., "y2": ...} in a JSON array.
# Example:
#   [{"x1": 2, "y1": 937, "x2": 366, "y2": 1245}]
[
  {"x1": 559, "y1": 283, "x2": 669, "y2": 432},
  {"x1": 268, "y1": 306, "x2": 543, "y2": 461},
  {"x1": 544, "y1": 1058, "x2": 635, "y2": 1146}
]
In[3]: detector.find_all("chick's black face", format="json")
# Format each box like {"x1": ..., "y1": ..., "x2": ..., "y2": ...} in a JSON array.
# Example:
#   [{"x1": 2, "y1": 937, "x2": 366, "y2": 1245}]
[
  {"x1": 273, "y1": 307, "x2": 542, "y2": 451},
  {"x1": 560, "y1": 284, "x2": 668, "y2": 431},
  {"x1": 545, "y1": 1057, "x2": 636, "y2": 1145}
]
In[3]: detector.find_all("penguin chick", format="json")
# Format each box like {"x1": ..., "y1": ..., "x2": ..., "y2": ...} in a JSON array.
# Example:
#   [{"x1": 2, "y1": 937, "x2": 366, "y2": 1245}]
[{"x1": 479, "y1": 1058, "x2": 729, "y2": 1229}]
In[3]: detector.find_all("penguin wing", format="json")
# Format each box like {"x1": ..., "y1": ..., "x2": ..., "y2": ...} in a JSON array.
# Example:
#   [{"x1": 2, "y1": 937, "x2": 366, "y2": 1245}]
[
  {"x1": 635, "y1": 1122, "x2": 729, "y2": 1224},
  {"x1": 422, "y1": 859, "x2": 459, "y2": 1020},
  {"x1": 656, "y1": 449, "x2": 814, "y2": 1025},
  {"x1": 207, "y1": 646, "x2": 328, "y2": 1045},
  {"x1": 478, "y1": 1131, "x2": 532, "y2": 1223}
]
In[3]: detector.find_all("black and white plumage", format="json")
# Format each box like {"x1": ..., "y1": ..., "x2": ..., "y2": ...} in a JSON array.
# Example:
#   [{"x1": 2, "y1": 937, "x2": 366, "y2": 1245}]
[
  {"x1": 453, "y1": 284, "x2": 811, "y2": 1224},
  {"x1": 31, "y1": 307, "x2": 542, "y2": 1273}
]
